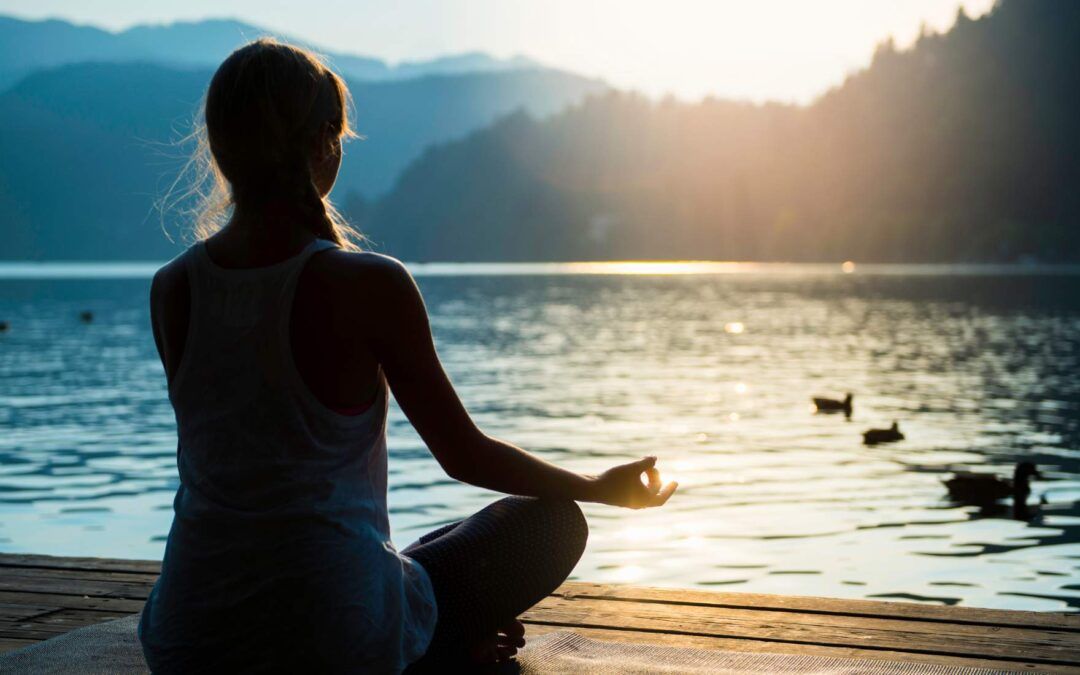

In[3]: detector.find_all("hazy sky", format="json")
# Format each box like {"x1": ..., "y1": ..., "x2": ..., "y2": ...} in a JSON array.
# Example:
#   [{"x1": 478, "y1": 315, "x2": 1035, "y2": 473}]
[{"x1": 0, "y1": 0, "x2": 996, "y2": 102}]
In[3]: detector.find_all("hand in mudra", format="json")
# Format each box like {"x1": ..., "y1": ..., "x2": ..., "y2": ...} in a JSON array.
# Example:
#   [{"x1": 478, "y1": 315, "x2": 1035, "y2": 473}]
[{"x1": 590, "y1": 456, "x2": 678, "y2": 509}]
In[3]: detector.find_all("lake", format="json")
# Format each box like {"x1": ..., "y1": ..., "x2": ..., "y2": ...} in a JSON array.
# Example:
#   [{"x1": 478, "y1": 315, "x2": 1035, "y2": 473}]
[{"x1": 2, "y1": 262, "x2": 1079, "y2": 612}]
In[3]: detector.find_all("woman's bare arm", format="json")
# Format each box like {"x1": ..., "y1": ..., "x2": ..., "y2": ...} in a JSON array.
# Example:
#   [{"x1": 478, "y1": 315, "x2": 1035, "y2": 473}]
[{"x1": 360, "y1": 255, "x2": 676, "y2": 509}]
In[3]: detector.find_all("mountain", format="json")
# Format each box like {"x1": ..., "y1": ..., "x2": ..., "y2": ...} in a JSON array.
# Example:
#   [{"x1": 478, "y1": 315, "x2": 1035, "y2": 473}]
[
  {"x1": 0, "y1": 62, "x2": 605, "y2": 260},
  {"x1": 363, "y1": 0, "x2": 1080, "y2": 263},
  {"x1": 0, "y1": 15, "x2": 543, "y2": 91}
]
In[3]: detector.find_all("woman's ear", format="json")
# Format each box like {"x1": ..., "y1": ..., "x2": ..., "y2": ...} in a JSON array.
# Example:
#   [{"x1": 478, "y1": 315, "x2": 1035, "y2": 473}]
[{"x1": 311, "y1": 122, "x2": 340, "y2": 161}]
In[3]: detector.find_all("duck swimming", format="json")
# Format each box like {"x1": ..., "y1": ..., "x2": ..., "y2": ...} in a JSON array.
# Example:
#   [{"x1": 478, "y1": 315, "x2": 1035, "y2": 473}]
[
  {"x1": 813, "y1": 393, "x2": 852, "y2": 417},
  {"x1": 862, "y1": 421, "x2": 903, "y2": 445},
  {"x1": 0, "y1": 320, "x2": 8, "y2": 332},
  {"x1": 79, "y1": 311, "x2": 93, "y2": 323},
  {"x1": 944, "y1": 461, "x2": 1041, "y2": 507}
]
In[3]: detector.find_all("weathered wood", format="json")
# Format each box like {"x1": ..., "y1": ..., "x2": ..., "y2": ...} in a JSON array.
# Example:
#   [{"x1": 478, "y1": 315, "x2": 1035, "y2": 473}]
[
  {"x1": 0, "y1": 553, "x2": 1078, "y2": 670},
  {"x1": 0, "y1": 565, "x2": 163, "y2": 586},
  {"x1": 0, "y1": 609, "x2": 134, "y2": 642},
  {"x1": 556, "y1": 581, "x2": 1080, "y2": 632},
  {"x1": 0, "y1": 591, "x2": 146, "y2": 614},
  {"x1": 522, "y1": 624, "x2": 1072, "y2": 674},
  {"x1": 0, "y1": 603, "x2": 59, "y2": 622},
  {"x1": 522, "y1": 595, "x2": 1078, "y2": 667},
  {"x1": 0, "y1": 574, "x2": 153, "y2": 601},
  {"x1": 0, "y1": 555, "x2": 161, "y2": 575}
]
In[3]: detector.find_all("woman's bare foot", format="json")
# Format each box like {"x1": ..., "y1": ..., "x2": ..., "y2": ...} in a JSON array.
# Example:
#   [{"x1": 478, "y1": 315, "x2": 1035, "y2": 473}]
[{"x1": 468, "y1": 619, "x2": 526, "y2": 664}]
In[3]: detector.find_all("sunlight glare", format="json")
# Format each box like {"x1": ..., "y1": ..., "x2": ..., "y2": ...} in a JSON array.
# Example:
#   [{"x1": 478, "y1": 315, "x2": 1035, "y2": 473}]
[
  {"x1": 564, "y1": 261, "x2": 763, "y2": 276},
  {"x1": 610, "y1": 565, "x2": 645, "y2": 583},
  {"x1": 724, "y1": 322, "x2": 745, "y2": 334},
  {"x1": 842, "y1": 260, "x2": 856, "y2": 274},
  {"x1": 619, "y1": 526, "x2": 665, "y2": 545}
]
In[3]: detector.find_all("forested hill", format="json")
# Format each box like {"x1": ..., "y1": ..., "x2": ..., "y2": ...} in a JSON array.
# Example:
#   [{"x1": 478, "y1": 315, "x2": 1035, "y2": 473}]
[
  {"x1": 0, "y1": 65, "x2": 604, "y2": 260},
  {"x1": 362, "y1": 0, "x2": 1080, "y2": 263}
]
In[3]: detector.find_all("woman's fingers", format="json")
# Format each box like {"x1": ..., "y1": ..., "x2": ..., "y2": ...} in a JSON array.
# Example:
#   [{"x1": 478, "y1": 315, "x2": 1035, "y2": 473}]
[
  {"x1": 598, "y1": 456, "x2": 678, "y2": 509},
  {"x1": 650, "y1": 481, "x2": 679, "y2": 507},
  {"x1": 644, "y1": 466, "x2": 662, "y2": 492}
]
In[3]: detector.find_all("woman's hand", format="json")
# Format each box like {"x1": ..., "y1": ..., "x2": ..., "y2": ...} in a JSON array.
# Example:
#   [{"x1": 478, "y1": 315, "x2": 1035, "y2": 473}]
[{"x1": 587, "y1": 456, "x2": 678, "y2": 509}]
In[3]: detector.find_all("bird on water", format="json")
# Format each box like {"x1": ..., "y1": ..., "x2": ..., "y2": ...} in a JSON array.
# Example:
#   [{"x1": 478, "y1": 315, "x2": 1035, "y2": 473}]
[
  {"x1": 813, "y1": 393, "x2": 853, "y2": 417},
  {"x1": 944, "y1": 461, "x2": 1041, "y2": 508},
  {"x1": 863, "y1": 421, "x2": 903, "y2": 445}
]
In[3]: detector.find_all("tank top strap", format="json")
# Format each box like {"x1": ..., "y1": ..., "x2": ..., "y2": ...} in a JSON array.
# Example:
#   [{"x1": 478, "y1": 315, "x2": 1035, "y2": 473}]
[
  {"x1": 168, "y1": 237, "x2": 339, "y2": 398},
  {"x1": 277, "y1": 238, "x2": 339, "y2": 310}
]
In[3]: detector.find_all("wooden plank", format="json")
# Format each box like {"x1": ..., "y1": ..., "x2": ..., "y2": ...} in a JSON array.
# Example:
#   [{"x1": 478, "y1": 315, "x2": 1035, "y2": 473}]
[
  {"x1": 0, "y1": 574, "x2": 153, "y2": 600},
  {"x1": 6, "y1": 557, "x2": 1073, "y2": 632},
  {"x1": 0, "y1": 555, "x2": 160, "y2": 575},
  {"x1": 523, "y1": 624, "x2": 1075, "y2": 674},
  {"x1": 0, "y1": 609, "x2": 133, "y2": 642},
  {"x1": 521, "y1": 595, "x2": 1080, "y2": 667},
  {"x1": 0, "y1": 591, "x2": 145, "y2": 614},
  {"x1": 0, "y1": 566, "x2": 160, "y2": 586},
  {"x1": 557, "y1": 582, "x2": 1080, "y2": 632},
  {"x1": 1, "y1": 554, "x2": 1077, "y2": 669},
  {"x1": 0, "y1": 603, "x2": 59, "y2": 622}
]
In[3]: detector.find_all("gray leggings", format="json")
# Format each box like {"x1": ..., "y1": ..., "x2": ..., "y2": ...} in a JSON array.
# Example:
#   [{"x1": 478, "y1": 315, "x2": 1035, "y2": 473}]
[{"x1": 402, "y1": 497, "x2": 589, "y2": 669}]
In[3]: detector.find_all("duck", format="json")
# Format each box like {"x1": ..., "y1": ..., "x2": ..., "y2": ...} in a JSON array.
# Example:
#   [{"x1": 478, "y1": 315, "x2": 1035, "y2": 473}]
[
  {"x1": 862, "y1": 421, "x2": 903, "y2": 445},
  {"x1": 944, "y1": 461, "x2": 1041, "y2": 507},
  {"x1": 0, "y1": 320, "x2": 8, "y2": 332},
  {"x1": 813, "y1": 393, "x2": 852, "y2": 416},
  {"x1": 79, "y1": 311, "x2": 93, "y2": 323}
]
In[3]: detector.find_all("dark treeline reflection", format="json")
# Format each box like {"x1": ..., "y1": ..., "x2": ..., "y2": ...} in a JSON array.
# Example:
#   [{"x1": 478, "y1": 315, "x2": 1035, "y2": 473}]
[{"x1": 363, "y1": 0, "x2": 1080, "y2": 263}]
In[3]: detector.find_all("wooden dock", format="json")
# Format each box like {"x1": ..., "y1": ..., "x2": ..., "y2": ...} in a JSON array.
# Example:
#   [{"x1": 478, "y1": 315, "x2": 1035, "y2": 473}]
[{"x1": 1, "y1": 554, "x2": 1078, "y2": 672}]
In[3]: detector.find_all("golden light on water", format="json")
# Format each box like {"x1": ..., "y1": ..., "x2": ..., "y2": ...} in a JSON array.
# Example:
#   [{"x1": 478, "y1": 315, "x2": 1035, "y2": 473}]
[
  {"x1": 618, "y1": 526, "x2": 666, "y2": 546},
  {"x1": 724, "y1": 322, "x2": 745, "y2": 334},
  {"x1": 610, "y1": 565, "x2": 646, "y2": 582},
  {"x1": 563, "y1": 261, "x2": 767, "y2": 275},
  {"x1": 842, "y1": 260, "x2": 856, "y2": 273},
  {"x1": 734, "y1": 382, "x2": 748, "y2": 394}
]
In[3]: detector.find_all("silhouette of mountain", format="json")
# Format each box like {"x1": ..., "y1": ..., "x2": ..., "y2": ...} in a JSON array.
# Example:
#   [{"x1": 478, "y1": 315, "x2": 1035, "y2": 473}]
[
  {"x1": 0, "y1": 15, "x2": 543, "y2": 90},
  {"x1": 0, "y1": 61, "x2": 605, "y2": 260},
  {"x1": 364, "y1": 0, "x2": 1080, "y2": 263}
]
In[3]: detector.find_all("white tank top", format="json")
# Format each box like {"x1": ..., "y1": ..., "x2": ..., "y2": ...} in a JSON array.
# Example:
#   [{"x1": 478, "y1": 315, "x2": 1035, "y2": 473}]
[{"x1": 138, "y1": 238, "x2": 437, "y2": 673}]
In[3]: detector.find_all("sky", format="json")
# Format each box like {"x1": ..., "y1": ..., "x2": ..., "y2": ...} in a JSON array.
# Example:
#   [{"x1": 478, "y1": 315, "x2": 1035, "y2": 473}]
[{"x1": 0, "y1": 0, "x2": 997, "y2": 103}]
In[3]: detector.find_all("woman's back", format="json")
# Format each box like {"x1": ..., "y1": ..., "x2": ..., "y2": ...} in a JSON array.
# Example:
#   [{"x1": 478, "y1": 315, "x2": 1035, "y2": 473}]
[
  {"x1": 138, "y1": 237, "x2": 437, "y2": 673},
  {"x1": 138, "y1": 36, "x2": 672, "y2": 673}
]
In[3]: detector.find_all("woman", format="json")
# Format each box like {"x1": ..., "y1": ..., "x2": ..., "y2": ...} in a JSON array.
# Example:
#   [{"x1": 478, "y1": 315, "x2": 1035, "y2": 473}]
[{"x1": 138, "y1": 39, "x2": 677, "y2": 673}]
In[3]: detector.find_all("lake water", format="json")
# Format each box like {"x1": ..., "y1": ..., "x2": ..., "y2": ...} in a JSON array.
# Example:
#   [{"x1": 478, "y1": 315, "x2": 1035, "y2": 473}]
[{"x1": 2, "y1": 262, "x2": 1079, "y2": 613}]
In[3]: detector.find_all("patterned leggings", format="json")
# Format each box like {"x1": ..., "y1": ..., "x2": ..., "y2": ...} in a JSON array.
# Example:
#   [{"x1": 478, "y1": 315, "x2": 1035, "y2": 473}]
[{"x1": 402, "y1": 497, "x2": 589, "y2": 669}]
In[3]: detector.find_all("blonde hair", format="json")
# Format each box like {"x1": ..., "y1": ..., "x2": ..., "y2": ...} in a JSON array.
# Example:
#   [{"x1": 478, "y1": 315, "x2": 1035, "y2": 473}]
[{"x1": 169, "y1": 38, "x2": 362, "y2": 249}]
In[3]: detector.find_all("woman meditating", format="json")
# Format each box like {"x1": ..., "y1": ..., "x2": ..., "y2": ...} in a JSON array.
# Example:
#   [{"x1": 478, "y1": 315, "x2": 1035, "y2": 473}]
[{"x1": 137, "y1": 39, "x2": 676, "y2": 673}]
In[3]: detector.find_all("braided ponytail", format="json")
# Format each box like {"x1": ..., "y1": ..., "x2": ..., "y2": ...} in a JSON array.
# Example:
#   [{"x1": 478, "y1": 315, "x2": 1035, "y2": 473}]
[
  {"x1": 273, "y1": 153, "x2": 345, "y2": 246},
  {"x1": 184, "y1": 38, "x2": 362, "y2": 249}
]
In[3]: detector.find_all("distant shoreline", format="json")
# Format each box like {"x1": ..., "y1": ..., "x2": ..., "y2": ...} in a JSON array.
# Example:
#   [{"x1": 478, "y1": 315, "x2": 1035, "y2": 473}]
[{"x1": 3, "y1": 260, "x2": 1080, "y2": 280}]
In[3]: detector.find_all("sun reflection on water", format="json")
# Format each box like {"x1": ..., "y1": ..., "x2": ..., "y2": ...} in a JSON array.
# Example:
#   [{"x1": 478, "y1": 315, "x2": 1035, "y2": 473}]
[{"x1": 3, "y1": 268, "x2": 1080, "y2": 612}]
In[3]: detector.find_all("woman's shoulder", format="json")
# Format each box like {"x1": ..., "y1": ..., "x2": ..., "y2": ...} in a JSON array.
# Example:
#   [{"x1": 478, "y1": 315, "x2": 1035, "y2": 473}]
[
  {"x1": 150, "y1": 250, "x2": 191, "y2": 308},
  {"x1": 310, "y1": 248, "x2": 413, "y2": 286},
  {"x1": 304, "y1": 248, "x2": 421, "y2": 311}
]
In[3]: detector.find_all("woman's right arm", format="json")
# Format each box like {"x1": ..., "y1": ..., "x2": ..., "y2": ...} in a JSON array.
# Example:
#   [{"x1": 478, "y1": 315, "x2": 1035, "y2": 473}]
[{"x1": 358, "y1": 255, "x2": 676, "y2": 509}]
